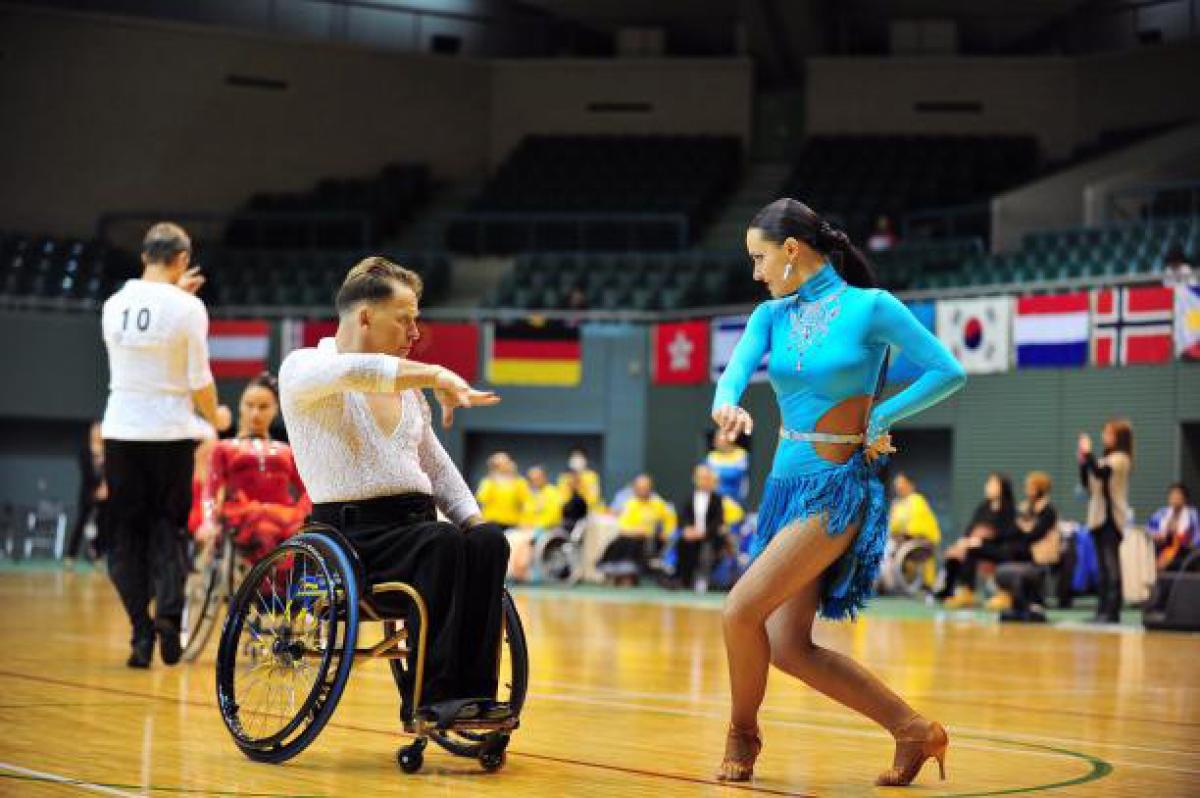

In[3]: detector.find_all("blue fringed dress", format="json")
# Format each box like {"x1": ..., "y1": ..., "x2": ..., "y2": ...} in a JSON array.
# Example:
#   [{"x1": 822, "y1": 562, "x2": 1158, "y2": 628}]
[{"x1": 713, "y1": 263, "x2": 966, "y2": 620}]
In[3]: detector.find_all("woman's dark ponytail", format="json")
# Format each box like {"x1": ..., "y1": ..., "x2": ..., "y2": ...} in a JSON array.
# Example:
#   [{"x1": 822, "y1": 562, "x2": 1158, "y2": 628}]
[{"x1": 750, "y1": 198, "x2": 879, "y2": 289}]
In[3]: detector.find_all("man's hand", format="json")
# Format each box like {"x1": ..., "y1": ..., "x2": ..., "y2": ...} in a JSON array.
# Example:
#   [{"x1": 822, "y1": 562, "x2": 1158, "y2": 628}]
[
  {"x1": 176, "y1": 267, "x2": 206, "y2": 295},
  {"x1": 433, "y1": 367, "x2": 500, "y2": 428},
  {"x1": 214, "y1": 405, "x2": 233, "y2": 433},
  {"x1": 683, "y1": 525, "x2": 704, "y2": 542}
]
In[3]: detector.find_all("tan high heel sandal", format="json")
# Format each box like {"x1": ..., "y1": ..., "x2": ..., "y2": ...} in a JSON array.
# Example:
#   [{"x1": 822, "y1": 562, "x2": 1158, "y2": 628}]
[
  {"x1": 876, "y1": 717, "x2": 949, "y2": 787},
  {"x1": 716, "y1": 725, "x2": 762, "y2": 782}
]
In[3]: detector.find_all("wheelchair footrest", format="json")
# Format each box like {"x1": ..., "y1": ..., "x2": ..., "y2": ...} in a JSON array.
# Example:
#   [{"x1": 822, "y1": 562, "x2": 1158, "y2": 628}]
[{"x1": 414, "y1": 698, "x2": 515, "y2": 730}]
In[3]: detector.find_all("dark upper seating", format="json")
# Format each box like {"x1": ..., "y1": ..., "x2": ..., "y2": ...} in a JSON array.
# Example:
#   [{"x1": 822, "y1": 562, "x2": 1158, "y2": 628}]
[
  {"x1": 781, "y1": 134, "x2": 1040, "y2": 242},
  {"x1": 0, "y1": 231, "x2": 449, "y2": 308},
  {"x1": 447, "y1": 135, "x2": 741, "y2": 254},
  {"x1": 225, "y1": 163, "x2": 430, "y2": 250}
]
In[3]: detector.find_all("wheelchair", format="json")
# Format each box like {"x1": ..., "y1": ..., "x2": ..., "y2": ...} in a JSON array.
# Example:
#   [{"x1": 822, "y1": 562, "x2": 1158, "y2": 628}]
[
  {"x1": 878, "y1": 535, "x2": 938, "y2": 597},
  {"x1": 180, "y1": 522, "x2": 253, "y2": 662},
  {"x1": 530, "y1": 519, "x2": 587, "y2": 585},
  {"x1": 214, "y1": 523, "x2": 529, "y2": 773}
]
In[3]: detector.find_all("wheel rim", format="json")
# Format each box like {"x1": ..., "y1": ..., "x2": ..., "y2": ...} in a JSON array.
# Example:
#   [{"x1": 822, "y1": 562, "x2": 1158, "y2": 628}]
[{"x1": 218, "y1": 543, "x2": 344, "y2": 749}]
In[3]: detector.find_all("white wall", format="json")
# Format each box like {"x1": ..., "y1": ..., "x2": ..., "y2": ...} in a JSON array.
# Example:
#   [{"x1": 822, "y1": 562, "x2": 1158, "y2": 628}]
[
  {"x1": 0, "y1": 5, "x2": 492, "y2": 236},
  {"x1": 806, "y1": 44, "x2": 1200, "y2": 160},
  {"x1": 487, "y1": 58, "x2": 752, "y2": 168},
  {"x1": 806, "y1": 56, "x2": 1079, "y2": 157},
  {"x1": 991, "y1": 122, "x2": 1200, "y2": 251},
  {"x1": 0, "y1": 5, "x2": 754, "y2": 237}
]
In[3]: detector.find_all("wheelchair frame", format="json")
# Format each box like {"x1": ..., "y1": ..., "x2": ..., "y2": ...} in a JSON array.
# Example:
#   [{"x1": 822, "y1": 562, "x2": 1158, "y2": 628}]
[{"x1": 214, "y1": 523, "x2": 527, "y2": 774}]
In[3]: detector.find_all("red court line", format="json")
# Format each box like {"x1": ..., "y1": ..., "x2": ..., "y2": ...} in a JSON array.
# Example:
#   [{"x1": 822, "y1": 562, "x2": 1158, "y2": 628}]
[{"x1": 0, "y1": 669, "x2": 812, "y2": 797}]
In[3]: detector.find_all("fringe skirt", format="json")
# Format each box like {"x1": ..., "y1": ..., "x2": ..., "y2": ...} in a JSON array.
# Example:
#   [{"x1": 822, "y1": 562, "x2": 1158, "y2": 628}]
[{"x1": 751, "y1": 451, "x2": 888, "y2": 621}]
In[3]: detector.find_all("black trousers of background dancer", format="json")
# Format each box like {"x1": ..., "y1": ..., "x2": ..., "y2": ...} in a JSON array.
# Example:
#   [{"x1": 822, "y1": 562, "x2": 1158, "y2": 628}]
[{"x1": 103, "y1": 440, "x2": 194, "y2": 645}]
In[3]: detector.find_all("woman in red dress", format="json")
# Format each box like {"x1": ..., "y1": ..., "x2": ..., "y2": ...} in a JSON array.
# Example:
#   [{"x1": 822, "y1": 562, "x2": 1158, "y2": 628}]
[{"x1": 198, "y1": 374, "x2": 310, "y2": 561}]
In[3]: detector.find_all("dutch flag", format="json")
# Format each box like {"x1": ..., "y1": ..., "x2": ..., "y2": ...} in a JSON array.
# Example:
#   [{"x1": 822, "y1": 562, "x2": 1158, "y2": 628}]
[{"x1": 1014, "y1": 292, "x2": 1090, "y2": 369}]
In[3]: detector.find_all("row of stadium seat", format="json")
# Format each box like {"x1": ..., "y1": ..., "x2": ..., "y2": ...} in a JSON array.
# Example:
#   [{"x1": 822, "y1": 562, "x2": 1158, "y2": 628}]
[
  {"x1": 0, "y1": 233, "x2": 450, "y2": 308},
  {"x1": 447, "y1": 135, "x2": 741, "y2": 254},
  {"x1": 782, "y1": 134, "x2": 1040, "y2": 242}
]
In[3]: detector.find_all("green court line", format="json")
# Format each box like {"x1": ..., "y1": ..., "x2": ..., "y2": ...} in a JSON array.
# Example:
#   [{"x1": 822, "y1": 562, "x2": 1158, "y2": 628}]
[{"x1": 935, "y1": 735, "x2": 1113, "y2": 797}]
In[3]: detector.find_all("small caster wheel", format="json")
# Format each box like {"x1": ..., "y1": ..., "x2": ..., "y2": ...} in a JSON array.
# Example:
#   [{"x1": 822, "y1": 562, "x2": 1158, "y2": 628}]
[
  {"x1": 479, "y1": 735, "x2": 508, "y2": 772},
  {"x1": 480, "y1": 749, "x2": 506, "y2": 772},
  {"x1": 397, "y1": 743, "x2": 425, "y2": 773}
]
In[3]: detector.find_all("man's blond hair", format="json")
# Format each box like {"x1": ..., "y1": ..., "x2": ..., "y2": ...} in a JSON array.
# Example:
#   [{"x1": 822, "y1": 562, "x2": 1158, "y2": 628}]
[{"x1": 335, "y1": 256, "x2": 423, "y2": 315}]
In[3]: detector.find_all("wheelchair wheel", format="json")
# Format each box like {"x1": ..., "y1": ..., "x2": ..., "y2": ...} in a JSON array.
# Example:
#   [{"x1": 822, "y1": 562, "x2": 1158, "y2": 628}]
[
  {"x1": 390, "y1": 589, "x2": 529, "y2": 763},
  {"x1": 892, "y1": 539, "x2": 936, "y2": 597},
  {"x1": 181, "y1": 533, "x2": 234, "y2": 662},
  {"x1": 536, "y1": 533, "x2": 579, "y2": 586},
  {"x1": 215, "y1": 533, "x2": 360, "y2": 764}
]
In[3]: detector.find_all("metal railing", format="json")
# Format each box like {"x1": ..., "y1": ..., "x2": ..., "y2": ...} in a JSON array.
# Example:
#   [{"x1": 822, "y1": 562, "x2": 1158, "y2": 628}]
[{"x1": 1106, "y1": 179, "x2": 1200, "y2": 226}]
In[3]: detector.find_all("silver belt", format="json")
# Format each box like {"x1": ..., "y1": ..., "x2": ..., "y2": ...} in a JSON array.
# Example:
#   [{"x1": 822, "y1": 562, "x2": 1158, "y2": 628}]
[{"x1": 779, "y1": 428, "x2": 864, "y2": 445}]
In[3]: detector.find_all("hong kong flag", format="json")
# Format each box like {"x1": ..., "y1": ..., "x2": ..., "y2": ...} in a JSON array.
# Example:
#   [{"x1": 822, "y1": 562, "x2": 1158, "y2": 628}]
[{"x1": 653, "y1": 320, "x2": 709, "y2": 385}]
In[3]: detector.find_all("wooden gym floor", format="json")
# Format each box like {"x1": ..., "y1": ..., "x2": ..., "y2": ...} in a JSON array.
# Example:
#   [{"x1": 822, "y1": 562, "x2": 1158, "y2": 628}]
[{"x1": 0, "y1": 568, "x2": 1197, "y2": 796}]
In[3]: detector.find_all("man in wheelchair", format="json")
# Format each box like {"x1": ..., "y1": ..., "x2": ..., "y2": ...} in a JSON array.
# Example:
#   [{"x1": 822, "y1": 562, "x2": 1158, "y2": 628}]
[{"x1": 280, "y1": 257, "x2": 508, "y2": 726}]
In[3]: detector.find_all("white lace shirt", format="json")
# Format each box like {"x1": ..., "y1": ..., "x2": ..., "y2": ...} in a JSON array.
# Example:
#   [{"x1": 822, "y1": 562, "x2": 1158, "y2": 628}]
[{"x1": 279, "y1": 338, "x2": 480, "y2": 525}]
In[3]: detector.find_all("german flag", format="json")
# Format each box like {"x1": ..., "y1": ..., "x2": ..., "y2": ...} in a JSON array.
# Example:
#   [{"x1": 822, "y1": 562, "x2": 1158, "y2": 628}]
[{"x1": 486, "y1": 319, "x2": 582, "y2": 386}]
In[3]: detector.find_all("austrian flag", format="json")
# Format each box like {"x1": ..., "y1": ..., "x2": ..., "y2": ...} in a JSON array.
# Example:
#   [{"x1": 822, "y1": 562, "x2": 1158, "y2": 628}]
[
  {"x1": 1091, "y1": 286, "x2": 1174, "y2": 366},
  {"x1": 208, "y1": 320, "x2": 270, "y2": 379}
]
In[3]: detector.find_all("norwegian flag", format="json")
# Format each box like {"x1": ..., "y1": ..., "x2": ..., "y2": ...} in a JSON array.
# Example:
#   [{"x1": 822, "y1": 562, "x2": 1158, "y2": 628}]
[{"x1": 1091, "y1": 286, "x2": 1174, "y2": 366}]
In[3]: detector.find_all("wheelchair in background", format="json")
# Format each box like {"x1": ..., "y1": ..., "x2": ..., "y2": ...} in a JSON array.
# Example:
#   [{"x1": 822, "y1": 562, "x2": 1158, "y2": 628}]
[{"x1": 214, "y1": 523, "x2": 529, "y2": 773}]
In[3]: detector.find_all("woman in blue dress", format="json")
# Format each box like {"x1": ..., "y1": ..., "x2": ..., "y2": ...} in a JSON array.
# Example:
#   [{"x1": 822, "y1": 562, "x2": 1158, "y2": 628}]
[{"x1": 712, "y1": 199, "x2": 966, "y2": 785}]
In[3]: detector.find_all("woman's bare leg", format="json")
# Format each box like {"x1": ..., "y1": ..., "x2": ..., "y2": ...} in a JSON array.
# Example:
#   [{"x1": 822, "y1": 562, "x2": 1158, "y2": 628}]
[
  {"x1": 722, "y1": 515, "x2": 856, "y2": 731},
  {"x1": 766, "y1": 581, "x2": 916, "y2": 732}
]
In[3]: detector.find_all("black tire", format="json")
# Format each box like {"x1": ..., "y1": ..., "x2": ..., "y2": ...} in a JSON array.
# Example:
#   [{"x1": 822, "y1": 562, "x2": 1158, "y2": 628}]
[
  {"x1": 180, "y1": 533, "x2": 233, "y2": 662},
  {"x1": 215, "y1": 533, "x2": 360, "y2": 764}
]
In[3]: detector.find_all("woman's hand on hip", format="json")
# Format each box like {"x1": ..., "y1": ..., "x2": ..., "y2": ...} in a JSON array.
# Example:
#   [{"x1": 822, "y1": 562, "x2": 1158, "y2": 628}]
[
  {"x1": 713, "y1": 405, "x2": 753, "y2": 440},
  {"x1": 864, "y1": 433, "x2": 895, "y2": 463}
]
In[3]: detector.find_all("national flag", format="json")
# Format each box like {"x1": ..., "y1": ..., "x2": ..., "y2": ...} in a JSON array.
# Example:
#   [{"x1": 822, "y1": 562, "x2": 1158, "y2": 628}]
[
  {"x1": 710, "y1": 313, "x2": 769, "y2": 384},
  {"x1": 1174, "y1": 284, "x2": 1200, "y2": 361},
  {"x1": 209, "y1": 320, "x2": 270, "y2": 379},
  {"x1": 1092, "y1": 286, "x2": 1174, "y2": 366},
  {"x1": 936, "y1": 297, "x2": 1012, "y2": 374},
  {"x1": 486, "y1": 319, "x2": 582, "y2": 386},
  {"x1": 652, "y1": 320, "x2": 709, "y2": 385},
  {"x1": 411, "y1": 321, "x2": 480, "y2": 382},
  {"x1": 1013, "y1": 291, "x2": 1089, "y2": 368},
  {"x1": 279, "y1": 318, "x2": 337, "y2": 356},
  {"x1": 886, "y1": 301, "x2": 936, "y2": 384}
]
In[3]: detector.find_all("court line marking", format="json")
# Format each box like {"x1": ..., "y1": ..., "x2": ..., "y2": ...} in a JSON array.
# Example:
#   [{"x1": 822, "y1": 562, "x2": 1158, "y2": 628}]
[
  {"x1": 517, "y1": 676, "x2": 1200, "y2": 760},
  {"x1": 0, "y1": 761, "x2": 141, "y2": 797}
]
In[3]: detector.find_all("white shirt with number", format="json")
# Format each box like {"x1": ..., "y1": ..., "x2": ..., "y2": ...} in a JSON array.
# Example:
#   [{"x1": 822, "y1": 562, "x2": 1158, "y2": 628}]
[{"x1": 101, "y1": 279, "x2": 214, "y2": 441}]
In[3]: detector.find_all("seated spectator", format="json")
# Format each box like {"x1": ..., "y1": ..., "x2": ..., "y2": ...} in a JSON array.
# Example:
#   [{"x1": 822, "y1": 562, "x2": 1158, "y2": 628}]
[
  {"x1": 887, "y1": 473, "x2": 941, "y2": 588},
  {"x1": 674, "y1": 465, "x2": 727, "y2": 591},
  {"x1": 597, "y1": 474, "x2": 676, "y2": 586},
  {"x1": 937, "y1": 473, "x2": 1016, "y2": 602},
  {"x1": 559, "y1": 471, "x2": 590, "y2": 532},
  {"x1": 1149, "y1": 482, "x2": 1199, "y2": 572},
  {"x1": 558, "y1": 446, "x2": 602, "y2": 510},
  {"x1": 867, "y1": 214, "x2": 899, "y2": 252},
  {"x1": 475, "y1": 452, "x2": 530, "y2": 530},
  {"x1": 947, "y1": 472, "x2": 1057, "y2": 611},
  {"x1": 706, "y1": 431, "x2": 750, "y2": 504},
  {"x1": 1161, "y1": 242, "x2": 1196, "y2": 286},
  {"x1": 505, "y1": 465, "x2": 562, "y2": 582}
]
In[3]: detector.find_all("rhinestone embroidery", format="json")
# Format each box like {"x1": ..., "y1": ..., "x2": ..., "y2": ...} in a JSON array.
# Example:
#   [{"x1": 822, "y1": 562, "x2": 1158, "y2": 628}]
[{"x1": 785, "y1": 285, "x2": 846, "y2": 371}]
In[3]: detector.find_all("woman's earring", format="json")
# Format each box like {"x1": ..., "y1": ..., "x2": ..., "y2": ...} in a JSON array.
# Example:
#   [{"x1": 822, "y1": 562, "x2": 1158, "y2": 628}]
[{"x1": 783, "y1": 262, "x2": 792, "y2": 280}]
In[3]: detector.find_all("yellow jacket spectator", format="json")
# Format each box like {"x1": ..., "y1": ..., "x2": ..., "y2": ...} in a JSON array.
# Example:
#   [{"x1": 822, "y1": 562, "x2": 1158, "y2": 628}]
[
  {"x1": 888, "y1": 480, "x2": 941, "y2": 544},
  {"x1": 520, "y1": 466, "x2": 563, "y2": 529},
  {"x1": 476, "y1": 452, "x2": 531, "y2": 528},
  {"x1": 617, "y1": 494, "x2": 677, "y2": 538},
  {"x1": 559, "y1": 446, "x2": 602, "y2": 509}
]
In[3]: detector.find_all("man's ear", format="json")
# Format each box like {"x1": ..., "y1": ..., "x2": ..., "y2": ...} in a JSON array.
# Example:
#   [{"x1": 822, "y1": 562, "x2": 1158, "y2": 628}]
[{"x1": 357, "y1": 303, "x2": 372, "y2": 330}]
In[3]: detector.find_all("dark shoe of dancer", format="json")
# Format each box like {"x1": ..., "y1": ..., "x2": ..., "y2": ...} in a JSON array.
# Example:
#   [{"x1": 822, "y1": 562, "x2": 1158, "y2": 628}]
[
  {"x1": 156, "y1": 618, "x2": 182, "y2": 666},
  {"x1": 715, "y1": 724, "x2": 762, "y2": 782},
  {"x1": 876, "y1": 716, "x2": 949, "y2": 786},
  {"x1": 127, "y1": 634, "x2": 154, "y2": 669}
]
